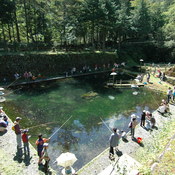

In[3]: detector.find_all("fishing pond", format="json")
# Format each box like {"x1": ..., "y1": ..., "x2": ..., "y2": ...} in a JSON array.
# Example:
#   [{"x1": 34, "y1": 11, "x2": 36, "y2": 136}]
[{"x1": 5, "y1": 73, "x2": 164, "y2": 172}]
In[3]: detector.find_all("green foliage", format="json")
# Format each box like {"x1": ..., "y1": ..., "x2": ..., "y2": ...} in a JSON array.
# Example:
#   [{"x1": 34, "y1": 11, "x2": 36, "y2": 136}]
[
  {"x1": 0, "y1": 52, "x2": 116, "y2": 80},
  {"x1": 0, "y1": 0, "x2": 175, "y2": 61}
]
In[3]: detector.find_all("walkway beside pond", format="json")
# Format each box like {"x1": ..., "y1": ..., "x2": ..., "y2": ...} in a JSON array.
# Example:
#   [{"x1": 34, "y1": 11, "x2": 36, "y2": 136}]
[
  {"x1": 0, "y1": 117, "x2": 56, "y2": 175},
  {"x1": 4, "y1": 70, "x2": 111, "y2": 87},
  {"x1": 77, "y1": 104, "x2": 175, "y2": 175}
]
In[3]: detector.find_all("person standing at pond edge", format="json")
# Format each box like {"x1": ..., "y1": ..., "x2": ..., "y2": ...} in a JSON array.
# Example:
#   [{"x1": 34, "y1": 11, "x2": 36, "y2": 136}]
[
  {"x1": 147, "y1": 72, "x2": 150, "y2": 83},
  {"x1": 167, "y1": 87, "x2": 172, "y2": 104},
  {"x1": 36, "y1": 134, "x2": 49, "y2": 164},
  {"x1": 130, "y1": 115, "x2": 138, "y2": 139},
  {"x1": 41, "y1": 143, "x2": 50, "y2": 173},
  {"x1": 140, "y1": 110, "x2": 146, "y2": 127},
  {"x1": 109, "y1": 128, "x2": 120, "y2": 159},
  {"x1": 14, "y1": 117, "x2": 22, "y2": 149}
]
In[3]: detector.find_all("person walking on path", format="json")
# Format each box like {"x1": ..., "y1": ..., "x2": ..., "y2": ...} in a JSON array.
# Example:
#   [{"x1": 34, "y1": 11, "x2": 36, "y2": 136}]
[
  {"x1": 14, "y1": 117, "x2": 22, "y2": 149},
  {"x1": 140, "y1": 110, "x2": 146, "y2": 127},
  {"x1": 147, "y1": 72, "x2": 150, "y2": 83},
  {"x1": 109, "y1": 128, "x2": 120, "y2": 160},
  {"x1": 36, "y1": 134, "x2": 49, "y2": 165},
  {"x1": 167, "y1": 87, "x2": 173, "y2": 104},
  {"x1": 22, "y1": 129, "x2": 30, "y2": 155},
  {"x1": 172, "y1": 86, "x2": 175, "y2": 102},
  {"x1": 129, "y1": 115, "x2": 138, "y2": 139}
]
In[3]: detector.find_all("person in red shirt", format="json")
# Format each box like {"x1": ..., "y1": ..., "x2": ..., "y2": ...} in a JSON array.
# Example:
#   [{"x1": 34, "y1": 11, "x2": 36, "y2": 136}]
[{"x1": 22, "y1": 129, "x2": 30, "y2": 155}]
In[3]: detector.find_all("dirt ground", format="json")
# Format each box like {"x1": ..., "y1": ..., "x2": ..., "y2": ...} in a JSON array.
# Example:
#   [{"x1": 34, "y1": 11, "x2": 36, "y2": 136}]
[{"x1": 0, "y1": 118, "x2": 56, "y2": 175}]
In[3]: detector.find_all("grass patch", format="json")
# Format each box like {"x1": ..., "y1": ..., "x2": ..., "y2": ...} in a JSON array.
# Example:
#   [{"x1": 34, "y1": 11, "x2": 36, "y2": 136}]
[{"x1": 135, "y1": 118, "x2": 175, "y2": 174}]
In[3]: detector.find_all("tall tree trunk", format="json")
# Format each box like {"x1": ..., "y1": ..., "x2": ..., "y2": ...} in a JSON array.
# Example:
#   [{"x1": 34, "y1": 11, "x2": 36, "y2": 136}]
[
  {"x1": 8, "y1": 23, "x2": 12, "y2": 43},
  {"x1": 11, "y1": 23, "x2": 16, "y2": 42},
  {"x1": 13, "y1": 0, "x2": 20, "y2": 43},
  {"x1": 34, "y1": 7, "x2": 37, "y2": 42},
  {"x1": 91, "y1": 16, "x2": 95, "y2": 50},
  {"x1": 102, "y1": 30, "x2": 106, "y2": 52},
  {"x1": 1, "y1": 23, "x2": 6, "y2": 42},
  {"x1": 23, "y1": 0, "x2": 29, "y2": 43},
  {"x1": 28, "y1": 0, "x2": 35, "y2": 43}
]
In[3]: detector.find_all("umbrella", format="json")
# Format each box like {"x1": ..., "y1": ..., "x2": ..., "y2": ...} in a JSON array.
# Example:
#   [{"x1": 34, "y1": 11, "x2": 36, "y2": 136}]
[
  {"x1": 0, "y1": 97, "x2": 6, "y2": 102},
  {"x1": 56, "y1": 152, "x2": 77, "y2": 167},
  {"x1": 110, "y1": 72, "x2": 117, "y2": 76},
  {"x1": 0, "y1": 88, "x2": 4, "y2": 91},
  {"x1": 0, "y1": 91, "x2": 4, "y2": 96},
  {"x1": 133, "y1": 91, "x2": 139, "y2": 95}
]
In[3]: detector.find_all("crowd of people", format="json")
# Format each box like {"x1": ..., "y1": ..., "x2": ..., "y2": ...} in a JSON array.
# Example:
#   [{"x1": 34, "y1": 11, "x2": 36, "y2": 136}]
[
  {"x1": 12, "y1": 62, "x2": 126, "y2": 82},
  {"x1": 109, "y1": 109, "x2": 155, "y2": 161},
  {"x1": 14, "y1": 71, "x2": 42, "y2": 81},
  {"x1": 0, "y1": 109, "x2": 50, "y2": 173},
  {"x1": 108, "y1": 96, "x2": 170, "y2": 161},
  {"x1": 11, "y1": 116, "x2": 50, "y2": 173}
]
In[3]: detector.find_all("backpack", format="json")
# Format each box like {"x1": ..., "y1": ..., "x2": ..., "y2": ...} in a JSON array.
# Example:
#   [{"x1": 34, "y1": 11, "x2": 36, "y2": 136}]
[{"x1": 12, "y1": 124, "x2": 16, "y2": 131}]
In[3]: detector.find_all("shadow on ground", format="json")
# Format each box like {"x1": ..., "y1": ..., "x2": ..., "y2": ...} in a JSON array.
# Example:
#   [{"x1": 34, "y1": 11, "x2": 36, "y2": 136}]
[
  {"x1": 0, "y1": 130, "x2": 7, "y2": 136},
  {"x1": 13, "y1": 148, "x2": 32, "y2": 165}
]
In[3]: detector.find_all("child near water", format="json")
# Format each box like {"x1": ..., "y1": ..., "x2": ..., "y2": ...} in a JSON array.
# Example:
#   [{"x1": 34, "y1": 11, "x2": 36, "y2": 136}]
[{"x1": 22, "y1": 129, "x2": 30, "y2": 155}]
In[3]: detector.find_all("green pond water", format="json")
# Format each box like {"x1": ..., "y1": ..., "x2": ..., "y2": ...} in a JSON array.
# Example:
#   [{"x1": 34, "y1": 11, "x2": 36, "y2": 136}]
[{"x1": 5, "y1": 73, "x2": 164, "y2": 172}]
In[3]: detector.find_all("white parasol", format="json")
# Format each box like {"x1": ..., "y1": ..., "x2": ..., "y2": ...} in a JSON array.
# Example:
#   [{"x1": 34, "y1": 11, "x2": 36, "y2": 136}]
[
  {"x1": 56, "y1": 152, "x2": 77, "y2": 167},
  {"x1": 110, "y1": 72, "x2": 117, "y2": 76},
  {"x1": 110, "y1": 72, "x2": 117, "y2": 84},
  {"x1": 0, "y1": 97, "x2": 6, "y2": 102},
  {"x1": 133, "y1": 91, "x2": 139, "y2": 95},
  {"x1": 0, "y1": 91, "x2": 4, "y2": 96}
]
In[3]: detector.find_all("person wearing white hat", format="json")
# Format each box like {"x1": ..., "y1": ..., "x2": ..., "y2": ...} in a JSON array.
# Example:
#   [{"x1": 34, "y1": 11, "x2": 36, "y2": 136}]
[{"x1": 41, "y1": 143, "x2": 50, "y2": 173}]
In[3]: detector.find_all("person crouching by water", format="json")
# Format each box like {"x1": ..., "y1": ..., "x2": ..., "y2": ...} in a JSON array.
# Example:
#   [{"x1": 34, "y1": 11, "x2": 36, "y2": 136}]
[
  {"x1": 41, "y1": 143, "x2": 50, "y2": 173},
  {"x1": 36, "y1": 134, "x2": 49, "y2": 165},
  {"x1": 129, "y1": 114, "x2": 138, "y2": 139},
  {"x1": 109, "y1": 128, "x2": 120, "y2": 161}
]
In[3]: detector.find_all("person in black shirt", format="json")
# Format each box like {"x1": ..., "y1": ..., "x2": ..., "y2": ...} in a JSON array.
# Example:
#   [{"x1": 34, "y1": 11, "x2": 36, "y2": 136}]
[{"x1": 140, "y1": 110, "x2": 146, "y2": 127}]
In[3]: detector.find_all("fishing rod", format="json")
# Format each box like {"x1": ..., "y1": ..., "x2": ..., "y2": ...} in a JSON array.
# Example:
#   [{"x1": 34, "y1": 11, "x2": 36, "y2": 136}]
[
  {"x1": 5, "y1": 77, "x2": 22, "y2": 89},
  {"x1": 27, "y1": 121, "x2": 57, "y2": 129},
  {"x1": 100, "y1": 117, "x2": 113, "y2": 133},
  {"x1": 49, "y1": 115, "x2": 73, "y2": 139},
  {"x1": 4, "y1": 87, "x2": 22, "y2": 96}
]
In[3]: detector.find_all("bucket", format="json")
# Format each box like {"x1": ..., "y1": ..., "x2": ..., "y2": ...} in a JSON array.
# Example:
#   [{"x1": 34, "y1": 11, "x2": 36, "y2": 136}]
[{"x1": 137, "y1": 137, "x2": 142, "y2": 144}]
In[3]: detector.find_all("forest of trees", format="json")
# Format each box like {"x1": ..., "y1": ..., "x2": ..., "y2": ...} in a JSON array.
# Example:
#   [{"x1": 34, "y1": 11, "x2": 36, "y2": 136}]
[{"x1": 0, "y1": 0, "x2": 175, "y2": 51}]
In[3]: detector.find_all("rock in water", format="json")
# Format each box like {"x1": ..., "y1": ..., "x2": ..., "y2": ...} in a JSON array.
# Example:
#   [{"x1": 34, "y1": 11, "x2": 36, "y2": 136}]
[
  {"x1": 108, "y1": 96, "x2": 115, "y2": 100},
  {"x1": 133, "y1": 91, "x2": 138, "y2": 95}
]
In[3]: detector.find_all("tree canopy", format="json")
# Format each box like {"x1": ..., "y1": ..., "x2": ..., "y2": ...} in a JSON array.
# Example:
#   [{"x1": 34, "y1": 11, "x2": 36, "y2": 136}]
[{"x1": 0, "y1": 0, "x2": 175, "y2": 52}]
